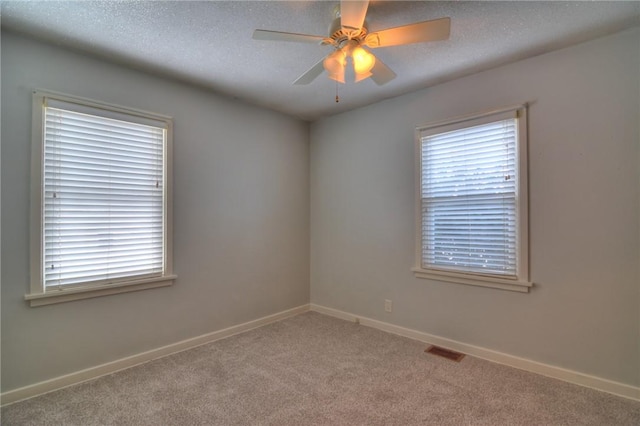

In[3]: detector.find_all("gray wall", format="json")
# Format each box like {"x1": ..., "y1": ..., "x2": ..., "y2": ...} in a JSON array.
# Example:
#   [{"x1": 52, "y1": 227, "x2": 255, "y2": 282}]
[
  {"x1": 1, "y1": 32, "x2": 310, "y2": 392},
  {"x1": 3, "y1": 26, "x2": 639, "y2": 394},
  {"x1": 310, "y1": 28, "x2": 640, "y2": 386}
]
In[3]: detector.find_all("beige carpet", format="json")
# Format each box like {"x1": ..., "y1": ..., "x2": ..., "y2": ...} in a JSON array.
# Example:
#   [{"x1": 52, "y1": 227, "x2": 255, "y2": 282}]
[{"x1": 2, "y1": 311, "x2": 640, "y2": 425}]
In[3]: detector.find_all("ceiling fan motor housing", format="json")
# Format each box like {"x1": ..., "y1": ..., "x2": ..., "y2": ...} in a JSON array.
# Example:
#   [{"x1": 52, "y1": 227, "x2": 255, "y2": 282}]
[{"x1": 327, "y1": 17, "x2": 368, "y2": 48}]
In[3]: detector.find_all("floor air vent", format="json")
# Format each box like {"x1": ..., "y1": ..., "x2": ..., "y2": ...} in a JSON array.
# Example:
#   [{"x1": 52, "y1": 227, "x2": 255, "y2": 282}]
[{"x1": 425, "y1": 345, "x2": 465, "y2": 362}]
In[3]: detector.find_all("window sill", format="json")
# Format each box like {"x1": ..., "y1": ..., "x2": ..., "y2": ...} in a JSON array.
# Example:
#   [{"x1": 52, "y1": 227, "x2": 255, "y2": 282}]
[
  {"x1": 412, "y1": 268, "x2": 532, "y2": 293},
  {"x1": 25, "y1": 275, "x2": 177, "y2": 307}
]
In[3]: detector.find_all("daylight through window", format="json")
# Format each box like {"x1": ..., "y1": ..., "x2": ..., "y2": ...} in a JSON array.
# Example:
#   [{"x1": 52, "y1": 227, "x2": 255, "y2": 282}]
[
  {"x1": 28, "y1": 91, "x2": 175, "y2": 305},
  {"x1": 413, "y1": 106, "x2": 531, "y2": 292}
]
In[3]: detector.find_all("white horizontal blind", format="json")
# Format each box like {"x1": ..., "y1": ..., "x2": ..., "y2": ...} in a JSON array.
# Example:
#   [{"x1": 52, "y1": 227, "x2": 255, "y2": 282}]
[
  {"x1": 421, "y1": 118, "x2": 517, "y2": 276},
  {"x1": 44, "y1": 102, "x2": 166, "y2": 288}
]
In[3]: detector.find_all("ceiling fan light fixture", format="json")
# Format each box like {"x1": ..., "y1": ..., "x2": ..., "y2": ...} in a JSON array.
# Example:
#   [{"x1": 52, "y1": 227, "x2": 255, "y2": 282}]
[
  {"x1": 327, "y1": 70, "x2": 346, "y2": 84},
  {"x1": 354, "y1": 70, "x2": 373, "y2": 83},
  {"x1": 323, "y1": 49, "x2": 347, "y2": 83},
  {"x1": 351, "y1": 45, "x2": 375, "y2": 80}
]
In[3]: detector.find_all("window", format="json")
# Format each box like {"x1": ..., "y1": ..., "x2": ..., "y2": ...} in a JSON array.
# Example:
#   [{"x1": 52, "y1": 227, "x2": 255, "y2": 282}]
[
  {"x1": 28, "y1": 91, "x2": 175, "y2": 306},
  {"x1": 413, "y1": 105, "x2": 531, "y2": 292}
]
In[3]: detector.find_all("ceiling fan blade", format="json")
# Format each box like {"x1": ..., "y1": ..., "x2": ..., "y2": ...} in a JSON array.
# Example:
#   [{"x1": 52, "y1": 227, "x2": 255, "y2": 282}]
[
  {"x1": 370, "y1": 56, "x2": 396, "y2": 85},
  {"x1": 340, "y1": 0, "x2": 369, "y2": 31},
  {"x1": 365, "y1": 17, "x2": 450, "y2": 48},
  {"x1": 253, "y1": 29, "x2": 325, "y2": 44},
  {"x1": 293, "y1": 57, "x2": 326, "y2": 85}
]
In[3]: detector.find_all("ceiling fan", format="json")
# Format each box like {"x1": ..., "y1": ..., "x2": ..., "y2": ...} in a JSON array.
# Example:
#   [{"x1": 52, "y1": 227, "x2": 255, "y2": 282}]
[{"x1": 252, "y1": 0, "x2": 450, "y2": 86}]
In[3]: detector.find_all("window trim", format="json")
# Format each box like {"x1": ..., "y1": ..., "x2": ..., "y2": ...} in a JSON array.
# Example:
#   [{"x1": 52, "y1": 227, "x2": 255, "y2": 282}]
[
  {"x1": 412, "y1": 104, "x2": 532, "y2": 293},
  {"x1": 28, "y1": 89, "x2": 175, "y2": 306}
]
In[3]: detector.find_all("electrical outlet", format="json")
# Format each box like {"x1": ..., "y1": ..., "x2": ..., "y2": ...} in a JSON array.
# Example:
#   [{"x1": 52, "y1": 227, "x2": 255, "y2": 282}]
[{"x1": 384, "y1": 299, "x2": 392, "y2": 313}]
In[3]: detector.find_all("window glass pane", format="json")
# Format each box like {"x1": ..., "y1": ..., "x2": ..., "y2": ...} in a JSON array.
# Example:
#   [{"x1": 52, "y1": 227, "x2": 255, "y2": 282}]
[
  {"x1": 421, "y1": 118, "x2": 517, "y2": 276},
  {"x1": 44, "y1": 106, "x2": 165, "y2": 287}
]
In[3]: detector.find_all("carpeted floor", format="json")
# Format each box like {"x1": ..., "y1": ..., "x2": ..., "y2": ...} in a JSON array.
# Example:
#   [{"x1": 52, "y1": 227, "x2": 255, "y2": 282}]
[{"x1": 2, "y1": 311, "x2": 640, "y2": 425}]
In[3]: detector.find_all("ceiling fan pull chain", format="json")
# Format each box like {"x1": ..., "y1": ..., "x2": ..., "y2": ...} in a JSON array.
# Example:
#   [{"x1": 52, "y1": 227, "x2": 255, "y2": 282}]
[{"x1": 335, "y1": 82, "x2": 340, "y2": 103}]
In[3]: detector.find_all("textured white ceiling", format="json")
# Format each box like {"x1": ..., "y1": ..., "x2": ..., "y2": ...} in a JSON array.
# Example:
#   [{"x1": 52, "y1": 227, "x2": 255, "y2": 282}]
[{"x1": 2, "y1": 1, "x2": 639, "y2": 121}]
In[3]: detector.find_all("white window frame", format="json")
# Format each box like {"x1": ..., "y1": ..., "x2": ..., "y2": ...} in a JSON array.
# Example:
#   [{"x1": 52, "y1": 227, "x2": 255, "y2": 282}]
[
  {"x1": 27, "y1": 90, "x2": 176, "y2": 306},
  {"x1": 412, "y1": 104, "x2": 532, "y2": 293}
]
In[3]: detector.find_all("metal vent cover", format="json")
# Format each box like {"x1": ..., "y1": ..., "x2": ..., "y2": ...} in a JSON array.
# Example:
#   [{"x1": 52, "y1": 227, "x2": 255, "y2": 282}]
[{"x1": 425, "y1": 345, "x2": 465, "y2": 362}]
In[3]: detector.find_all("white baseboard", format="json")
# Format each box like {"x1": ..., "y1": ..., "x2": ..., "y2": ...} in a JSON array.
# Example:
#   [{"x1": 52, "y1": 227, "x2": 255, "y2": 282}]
[
  {"x1": 1, "y1": 304, "x2": 310, "y2": 406},
  {"x1": 310, "y1": 303, "x2": 640, "y2": 402},
  {"x1": 4, "y1": 303, "x2": 638, "y2": 406}
]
